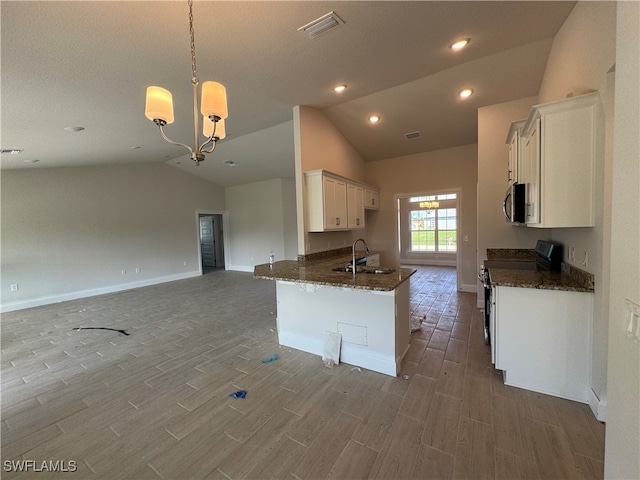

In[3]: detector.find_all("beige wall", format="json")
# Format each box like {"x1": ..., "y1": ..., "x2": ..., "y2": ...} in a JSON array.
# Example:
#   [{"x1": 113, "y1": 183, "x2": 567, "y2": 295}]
[
  {"x1": 225, "y1": 177, "x2": 297, "y2": 271},
  {"x1": 537, "y1": 0, "x2": 616, "y2": 418},
  {"x1": 605, "y1": 2, "x2": 640, "y2": 478},
  {"x1": 476, "y1": 96, "x2": 542, "y2": 285},
  {"x1": 1, "y1": 163, "x2": 226, "y2": 312},
  {"x1": 294, "y1": 106, "x2": 369, "y2": 255},
  {"x1": 365, "y1": 144, "x2": 478, "y2": 291},
  {"x1": 477, "y1": 1, "x2": 617, "y2": 418}
]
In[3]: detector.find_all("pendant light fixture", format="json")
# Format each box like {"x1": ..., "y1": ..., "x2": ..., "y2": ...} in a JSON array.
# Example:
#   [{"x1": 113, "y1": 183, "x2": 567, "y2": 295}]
[{"x1": 145, "y1": 0, "x2": 228, "y2": 166}]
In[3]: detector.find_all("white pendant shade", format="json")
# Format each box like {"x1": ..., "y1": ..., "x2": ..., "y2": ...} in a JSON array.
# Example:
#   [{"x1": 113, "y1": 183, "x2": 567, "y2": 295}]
[
  {"x1": 200, "y1": 81, "x2": 228, "y2": 120},
  {"x1": 145, "y1": 86, "x2": 174, "y2": 124},
  {"x1": 203, "y1": 116, "x2": 225, "y2": 139},
  {"x1": 144, "y1": 1, "x2": 228, "y2": 166}
]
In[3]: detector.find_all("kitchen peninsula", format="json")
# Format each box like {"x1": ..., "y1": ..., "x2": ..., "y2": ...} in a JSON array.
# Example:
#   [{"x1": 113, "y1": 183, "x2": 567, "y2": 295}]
[{"x1": 254, "y1": 250, "x2": 416, "y2": 376}]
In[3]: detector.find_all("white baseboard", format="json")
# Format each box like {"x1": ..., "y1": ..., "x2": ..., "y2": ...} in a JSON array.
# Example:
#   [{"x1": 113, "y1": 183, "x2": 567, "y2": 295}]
[
  {"x1": 228, "y1": 264, "x2": 255, "y2": 273},
  {"x1": 458, "y1": 283, "x2": 477, "y2": 293},
  {"x1": 589, "y1": 388, "x2": 607, "y2": 422},
  {"x1": 0, "y1": 271, "x2": 201, "y2": 313},
  {"x1": 400, "y1": 258, "x2": 456, "y2": 267}
]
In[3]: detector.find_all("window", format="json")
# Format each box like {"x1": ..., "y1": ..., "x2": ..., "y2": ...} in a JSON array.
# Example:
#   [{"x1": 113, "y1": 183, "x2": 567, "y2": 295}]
[{"x1": 409, "y1": 193, "x2": 457, "y2": 253}]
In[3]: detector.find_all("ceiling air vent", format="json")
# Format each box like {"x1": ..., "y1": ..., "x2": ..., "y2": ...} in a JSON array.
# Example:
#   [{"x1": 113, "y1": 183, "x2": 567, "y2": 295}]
[
  {"x1": 1, "y1": 149, "x2": 23, "y2": 154},
  {"x1": 298, "y1": 12, "x2": 344, "y2": 39},
  {"x1": 404, "y1": 131, "x2": 421, "y2": 140}
]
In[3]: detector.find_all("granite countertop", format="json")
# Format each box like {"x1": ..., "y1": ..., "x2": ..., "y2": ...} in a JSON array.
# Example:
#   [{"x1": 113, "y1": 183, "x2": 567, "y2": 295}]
[
  {"x1": 489, "y1": 266, "x2": 594, "y2": 293},
  {"x1": 254, "y1": 254, "x2": 416, "y2": 292}
]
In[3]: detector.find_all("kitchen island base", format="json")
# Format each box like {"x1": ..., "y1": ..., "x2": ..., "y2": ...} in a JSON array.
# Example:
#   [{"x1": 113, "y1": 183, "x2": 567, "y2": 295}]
[{"x1": 275, "y1": 279, "x2": 410, "y2": 376}]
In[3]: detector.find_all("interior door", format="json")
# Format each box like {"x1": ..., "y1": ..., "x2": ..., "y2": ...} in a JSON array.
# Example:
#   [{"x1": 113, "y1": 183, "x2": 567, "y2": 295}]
[{"x1": 199, "y1": 215, "x2": 216, "y2": 267}]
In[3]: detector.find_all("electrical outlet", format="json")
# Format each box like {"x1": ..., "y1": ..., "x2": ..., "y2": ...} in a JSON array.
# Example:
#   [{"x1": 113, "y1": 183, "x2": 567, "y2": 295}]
[
  {"x1": 582, "y1": 251, "x2": 588, "y2": 267},
  {"x1": 135, "y1": 267, "x2": 141, "y2": 273},
  {"x1": 10, "y1": 284, "x2": 19, "y2": 292},
  {"x1": 121, "y1": 269, "x2": 127, "y2": 275},
  {"x1": 624, "y1": 299, "x2": 640, "y2": 344},
  {"x1": 463, "y1": 235, "x2": 469, "y2": 242},
  {"x1": 183, "y1": 261, "x2": 188, "y2": 266}
]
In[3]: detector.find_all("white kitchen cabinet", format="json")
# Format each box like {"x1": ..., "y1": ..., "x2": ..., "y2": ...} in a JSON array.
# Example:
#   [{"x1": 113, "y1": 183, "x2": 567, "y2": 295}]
[
  {"x1": 306, "y1": 171, "x2": 347, "y2": 231},
  {"x1": 520, "y1": 92, "x2": 600, "y2": 228},
  {"x1": 365, "y1": 252, "x2": 380, "y2": 266},
  {"x1": 506, "y1": 120, "x2": 525, "y2": 184},
  {"x1": 305, "y1": 170, "x2": 378, "y2": 232},
  {"x1": 364, "y1": 188, "x2": 380, "y2": 210},
  {"x1": 493, "y1": 285, "x2": 592, "y2": 403},
  {"x1": 521, "y1": 118, "x2": 540, "y2": 224},
  {"x1": 347, "y1": 183, "x2": 365, "y2": 229}
]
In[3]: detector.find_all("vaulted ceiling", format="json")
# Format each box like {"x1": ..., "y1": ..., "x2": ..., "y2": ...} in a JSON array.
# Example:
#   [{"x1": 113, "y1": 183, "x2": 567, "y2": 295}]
[{"x1": 1, "y1": 1, "x2": 576, "y2": 186}]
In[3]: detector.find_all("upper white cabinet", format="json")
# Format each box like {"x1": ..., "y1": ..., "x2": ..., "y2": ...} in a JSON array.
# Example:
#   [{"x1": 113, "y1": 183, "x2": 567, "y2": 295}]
[
  {"x1": 506, "y1": 120, "x2": 525, "y2": 184},
  {"x1": 520, "y1": 92, "x2": 600, "y2": 228},
  {"x1": 306, "y1": 171, "x2": 347, "y2": 231},
  {"x1": 364, "y1": 188, "x2": 380, "y2": 210},
  {"x1": 347, "y1": 183, "x2": 365, "y2": 229},
  {"x1": 305, "y1": 170, "x2": 377, "y2": 232},
  {"x1": 521, "y1": 118, "x2": 541, "y2": 224}
]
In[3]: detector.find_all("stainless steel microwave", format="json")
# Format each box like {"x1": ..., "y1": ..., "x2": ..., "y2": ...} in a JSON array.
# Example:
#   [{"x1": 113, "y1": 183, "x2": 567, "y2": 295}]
[{"x1": 503, "y1": 183, "x2": 526, "y2": 223}]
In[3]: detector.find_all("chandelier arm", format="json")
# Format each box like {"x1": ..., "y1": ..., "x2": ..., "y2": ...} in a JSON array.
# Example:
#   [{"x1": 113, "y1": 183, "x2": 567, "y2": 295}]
[
  {"x1": 201, "y1": 139, "x2": 218, "y2": 154},
  {"x1": 158, "y1": 124, "x2": 195, "y2": 156},
  {"x1": 199, "y1": 118, "x2": 217, "y2": 152},
  {"x1": 200, "y1": 136, "x2": 214, "y2": 152}
]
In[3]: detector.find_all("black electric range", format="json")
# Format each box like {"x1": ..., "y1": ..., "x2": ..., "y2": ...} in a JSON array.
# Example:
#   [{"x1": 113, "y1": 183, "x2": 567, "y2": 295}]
[{"x1": 479, "y1": 240, "x2": 563, "y2": 345}]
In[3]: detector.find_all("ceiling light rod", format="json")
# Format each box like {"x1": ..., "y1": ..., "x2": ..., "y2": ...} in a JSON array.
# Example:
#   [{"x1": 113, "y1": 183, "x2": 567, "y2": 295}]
[{"x1": 145, "y1": 0, "x2": 228, "y2": 166}]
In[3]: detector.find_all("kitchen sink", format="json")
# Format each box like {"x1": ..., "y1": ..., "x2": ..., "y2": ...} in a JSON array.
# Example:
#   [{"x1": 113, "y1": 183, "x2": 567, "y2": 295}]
[
  {"x1": 331, "y1": 265, "x2": 395, "y2": 274},
  {"x1": 332, "y1": 266, "x2": 366, "y2": 273}
]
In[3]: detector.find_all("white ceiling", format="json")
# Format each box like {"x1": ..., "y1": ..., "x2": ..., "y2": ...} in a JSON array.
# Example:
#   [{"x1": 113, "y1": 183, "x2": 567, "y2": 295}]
[{"x1": 1, "y1": 1, "x2": 576, "y2": 187}]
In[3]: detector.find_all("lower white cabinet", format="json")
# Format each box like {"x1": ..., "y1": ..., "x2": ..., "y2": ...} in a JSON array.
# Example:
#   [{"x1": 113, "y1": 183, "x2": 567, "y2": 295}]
[
  {"x1": 493, "y1": 285, "x2": 592, "y2": 403},
  {"x1": 365, "y1": 253, "x2": 380, "y2": 266}
]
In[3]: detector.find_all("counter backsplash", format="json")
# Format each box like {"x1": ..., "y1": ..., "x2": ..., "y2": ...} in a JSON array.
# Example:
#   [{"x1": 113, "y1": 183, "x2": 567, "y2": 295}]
[
  {"x1": 486, "y1": 248, "x2": 536, "y2": 261},
  {"x1": 298, "y1": 247, "x2": 353, "y2": 262}
]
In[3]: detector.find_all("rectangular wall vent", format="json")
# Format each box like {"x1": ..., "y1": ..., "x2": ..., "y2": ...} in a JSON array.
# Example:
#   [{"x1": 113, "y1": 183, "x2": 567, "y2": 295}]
[
  {"x1": 298, "y1": 11, "x2": 344, "y2": 39},
  {"x1": 404, "y1": 131, "x2": 421, "y2": 140}
]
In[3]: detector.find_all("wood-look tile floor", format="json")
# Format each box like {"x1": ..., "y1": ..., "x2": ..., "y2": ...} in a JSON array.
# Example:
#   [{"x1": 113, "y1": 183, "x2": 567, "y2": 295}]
[{"x1": 1, "y1": 266, "x2": 605, "y2": 479}]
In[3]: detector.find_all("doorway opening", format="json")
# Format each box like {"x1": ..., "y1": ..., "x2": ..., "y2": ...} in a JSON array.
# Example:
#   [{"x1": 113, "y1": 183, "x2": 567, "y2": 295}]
[
  {"x1": 396, "y1": 189, "x2": 461, "y2": 291},
  {"x1": 198, "y1": 214, "x2": 225, "y2": 274}
]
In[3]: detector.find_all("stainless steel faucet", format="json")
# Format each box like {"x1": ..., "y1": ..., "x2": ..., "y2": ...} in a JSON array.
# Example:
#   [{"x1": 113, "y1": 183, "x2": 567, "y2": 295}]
[{"x1": 352, "y1": 238, "x2": 370, "y2": 276}]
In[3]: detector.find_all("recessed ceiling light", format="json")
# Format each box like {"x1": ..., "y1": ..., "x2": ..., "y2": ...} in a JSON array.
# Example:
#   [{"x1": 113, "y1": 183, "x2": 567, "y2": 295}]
[
  {"x1": 131, "y1": 146, "x2": 141, "y2": 150},
  {"x1": 368, "y1": 115, "x2": 381, "y2": 124},
  {"x1": 333, "y1": 85, "x2": 347, "y2": 93},
  {"x1": 224, "y1": 160, "x2": 236, "y2": 167},
  {"x1": 450, "y1": 38, "x2": 470, "y2": 50},
  {"x1": 23, "y1": 159, "x2": 40, "y2": 163},
  {"x1": 459, "y1": 88, "x2": 474, "y2": 98},
  {"x1": 64, "y1": 126, "x2": 85, "y2": 132}
]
